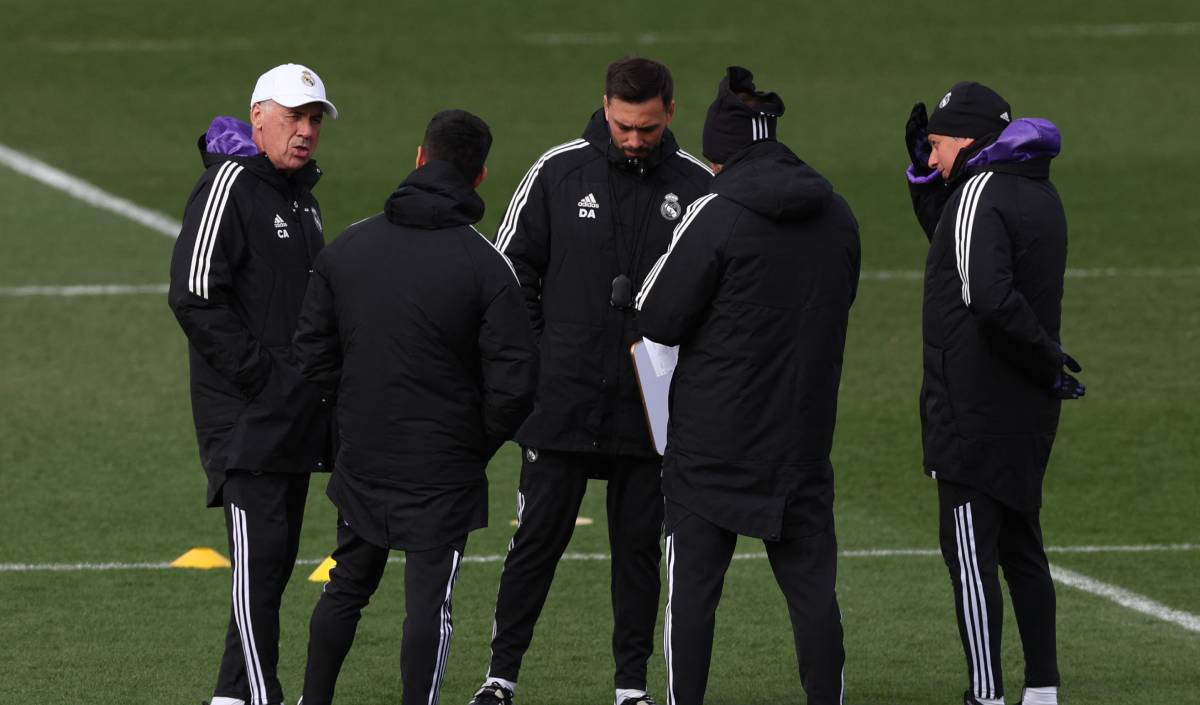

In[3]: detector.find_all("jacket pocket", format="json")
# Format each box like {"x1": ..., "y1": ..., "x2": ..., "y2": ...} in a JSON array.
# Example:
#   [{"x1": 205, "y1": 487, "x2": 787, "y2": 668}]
[{"x1": 225, "y1": 347, "x2": 328, "y2": 471}]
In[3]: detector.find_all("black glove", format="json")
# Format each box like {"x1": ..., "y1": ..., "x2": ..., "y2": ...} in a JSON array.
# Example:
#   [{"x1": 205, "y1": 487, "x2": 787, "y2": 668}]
[
  {"x1": 906, "y1": 102, "x2": 932, "y2": 174},
  {"x1": 1051, "y1": 349, "x2": 1086, "y2": 400}
]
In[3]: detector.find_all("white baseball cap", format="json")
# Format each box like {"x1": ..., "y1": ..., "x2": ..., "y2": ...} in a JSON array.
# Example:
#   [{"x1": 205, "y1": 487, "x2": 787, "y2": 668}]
[{"x1": 250, "y1": 63, "x2": 339, "y2": 119}]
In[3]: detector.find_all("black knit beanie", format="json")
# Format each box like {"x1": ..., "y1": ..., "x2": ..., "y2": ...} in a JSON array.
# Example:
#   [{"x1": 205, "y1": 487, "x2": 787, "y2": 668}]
[
  {"x1": 701, "y1": 66, "x2": 786, "y2": 164},
  {"x1": 927, "y1": 81, "x2": 1012, "y2": 139}
]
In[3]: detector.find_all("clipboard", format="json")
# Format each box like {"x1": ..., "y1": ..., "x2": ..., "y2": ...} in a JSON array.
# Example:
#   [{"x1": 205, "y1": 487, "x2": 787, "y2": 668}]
[{"x1": 630, "y1": 338, "x2": 678, "y2": 455}]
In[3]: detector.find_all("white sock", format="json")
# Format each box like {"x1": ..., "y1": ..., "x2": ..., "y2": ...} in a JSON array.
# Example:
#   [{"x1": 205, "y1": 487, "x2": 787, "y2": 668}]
[
  {"x1": 1022, "y1": 686, "x2": 1058, "y2": 705},
  {"x1": 210, "y1": 698, "x2": 245, "y2": 705},
  {"x1": 976, "y1": 697, "x2": 1004, "y2": 705},
  {"x1": 483, "y1": 676, "x2": 517, "y2": 695},
  {"x1": 615, "y1": 688, "x2": 647, "y2": 705}
]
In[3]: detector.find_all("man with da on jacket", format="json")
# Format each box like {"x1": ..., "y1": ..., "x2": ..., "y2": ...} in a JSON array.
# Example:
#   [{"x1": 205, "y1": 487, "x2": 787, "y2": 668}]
[
  {"x1": 470, "y1": 56, "x2": 712, "y2": 705},
  {"x1": 636, "y1": 66, "x2": 860, "y2": 705}
]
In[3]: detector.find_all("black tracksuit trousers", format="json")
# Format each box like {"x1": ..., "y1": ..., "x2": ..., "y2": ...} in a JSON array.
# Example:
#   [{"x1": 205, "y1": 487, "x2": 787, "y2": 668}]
[
  {"x1": 486, "y1": 449, "x2": 664, "y2": 690},
  {"x1": 663, "y1": 506, "x2": 845, "y2": 705},
  {"x1": 302, "y1": 520, "x2": 465, "y2": 705},
  {"x1": 937, "y1": 480, "x2": 1060, "y2": 702},
  {"x1": 213, "y1": 470, "x2": 311, "y2": 705}
]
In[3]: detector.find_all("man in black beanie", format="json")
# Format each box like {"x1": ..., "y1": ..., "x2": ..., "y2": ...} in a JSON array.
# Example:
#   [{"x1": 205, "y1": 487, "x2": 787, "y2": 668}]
[
  {"x1": 905, "y1": 82, "x2": 1085, "y2": 705},
  {"x1": 636, "y1": 66, "x2": 860, "y2": 705}
]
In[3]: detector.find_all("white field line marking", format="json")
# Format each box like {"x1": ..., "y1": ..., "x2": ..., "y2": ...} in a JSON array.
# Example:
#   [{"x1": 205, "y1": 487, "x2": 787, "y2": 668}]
[
  {"x1": 39, "y1": 38, "x2": 254, "y2": 53},
  {"x1": 1032, "y1": 22, "x2": 1200, "y2": 38},
  {"x1": 861, "y1": 267, "x2": 1200, "y2": 281},
  {"x1": 1050, "y1": 562, "x2": 1200, "y2": 634},
  {"x1": 0, "y1": 143, "x2": 180, "y2": 238},
  {"x1": 7, "y1": 266, "x2": 1199, "y2": 299},
  {"x1": 2, "y1": 542, "x2": 1194, "y2": 574},
  {"x1": 518, "y1": 30, "x2": 737, "y2": 46},
  {"x1": 1, "y1": 142, "x2": 1197, "y2": 287},
  {"x1": 0, "y1": 284, "x2": 169, "y2": 297}
]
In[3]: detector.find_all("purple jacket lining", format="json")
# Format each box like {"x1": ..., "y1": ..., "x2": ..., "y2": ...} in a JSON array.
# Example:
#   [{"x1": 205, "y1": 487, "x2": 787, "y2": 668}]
[
  {"x1": 906, "y1": 117, "x2": 1061, "y2": 183},
  {"x1": 205, "y1": 116, "x2": 260, "y2": 157}
]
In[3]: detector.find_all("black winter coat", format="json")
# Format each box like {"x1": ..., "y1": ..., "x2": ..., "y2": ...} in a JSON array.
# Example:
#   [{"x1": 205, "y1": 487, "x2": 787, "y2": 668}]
[
  {"x1": 496, "y1": 110, "x2": 712, "y2": 458},
  {"x1": 293, "y1": 160, "x2": 538, "y2": 550},
  {"x1": 909, "y1": 118, "x2": 1068, "y2": 510},
  {"x1": 636, "y1": 141, "x2": 860, "y2": 539},
  {"x1": 169, "y1": 131, "x2": 332, "y2": 507}
]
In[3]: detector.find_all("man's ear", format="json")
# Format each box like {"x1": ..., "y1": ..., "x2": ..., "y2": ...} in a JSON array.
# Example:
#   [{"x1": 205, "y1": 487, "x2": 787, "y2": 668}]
[
  {"x1": 250, "y1": 102, "x2": 263, "y2": 130},
  {"x1": 415, "y1": 144, "x2": 427, "y2": 169},
  {"x1": 665, "y1": 99, "x2": 676, "y2": 125},
  {"x1": 602, "y1": 94, "x2": 610, "y2": 121},
  {"x1": 472, "y1": 165, "x2": 488, "y2": 189}
]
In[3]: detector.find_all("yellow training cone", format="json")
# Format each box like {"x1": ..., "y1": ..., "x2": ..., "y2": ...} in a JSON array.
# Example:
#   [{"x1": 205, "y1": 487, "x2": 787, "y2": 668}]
[
  {"x1": 171, "y1": 547, "x2": 231, "y2": 569},
  {"x1": 308, "y1": 556, "x2": 337, "y2": 583}
]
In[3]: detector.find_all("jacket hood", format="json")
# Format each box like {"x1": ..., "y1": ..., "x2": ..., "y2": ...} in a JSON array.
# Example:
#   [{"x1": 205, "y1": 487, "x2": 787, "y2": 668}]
[
  {"x1": 204, "y1": 116, "x2": 259, "y2": 157},
  {"x1": 582, "y1": 108, "x2": 679, "y2": 174},
  {"x1": 196, "y1": 116, "x2": 322, "y2": 190},
  {"x1": 713, "y1": 140, "x2": 832, "y2": 222},
  {"x1": 966, "y1": 117, "x2": 1060, "y2": 170},
  {"x1": 385, "y1": 159, "x2": 484, "y2": 229}
]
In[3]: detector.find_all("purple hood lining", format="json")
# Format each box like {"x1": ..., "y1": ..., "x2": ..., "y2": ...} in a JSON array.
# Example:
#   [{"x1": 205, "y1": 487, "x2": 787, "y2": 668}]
[
  {"x1": 205, "y1": 116, "x2": 260, "y2": 157},
  {"x1": 965, "y1": 117, "x2": 1060, "y2": 169},
  {"x1": 906, "y1": 117, "x2": 1061, "y2": 184}
]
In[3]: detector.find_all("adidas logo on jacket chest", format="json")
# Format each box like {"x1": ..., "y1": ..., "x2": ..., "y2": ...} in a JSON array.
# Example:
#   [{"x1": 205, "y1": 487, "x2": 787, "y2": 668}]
[
  {"x1": 269, "y1": 204, "x2": 322, "y2": 241},
  {"x1": 578, "y1": 192, "x2": 600, "y2": 219}
]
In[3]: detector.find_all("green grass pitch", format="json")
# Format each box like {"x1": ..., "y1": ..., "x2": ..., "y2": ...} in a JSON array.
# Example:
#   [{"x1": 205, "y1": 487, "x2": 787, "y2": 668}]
[{"x1": 1, "y1": 1, "x2": 1197, "y2": 703}]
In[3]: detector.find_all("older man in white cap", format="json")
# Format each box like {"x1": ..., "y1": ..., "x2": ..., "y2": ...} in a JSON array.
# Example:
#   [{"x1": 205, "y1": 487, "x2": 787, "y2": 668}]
[{"x1": 168, "y1": 63, "x2": 338, "y2": 705}]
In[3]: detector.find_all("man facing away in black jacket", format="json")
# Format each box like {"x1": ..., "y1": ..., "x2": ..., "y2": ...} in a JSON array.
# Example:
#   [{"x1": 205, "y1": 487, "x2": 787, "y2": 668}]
[
  {"x1": 294, "y1": 110, "x2": 538, "y2": 705},
  {"x1": 168, "y1": 63, "x2": 337, "y2": 705},
  {"x1": 905, "y1": 82, "x2": 1085, "y2": 705},
  {"x1": 636, "y1": 67, "x2": 860, "y2": 705}
]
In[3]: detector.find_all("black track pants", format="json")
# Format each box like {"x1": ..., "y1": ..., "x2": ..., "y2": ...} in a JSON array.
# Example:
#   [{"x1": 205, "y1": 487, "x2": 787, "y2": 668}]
[
  {"x1": 663, "y1": 506, "x2": 845, "y2": 705},
  {"x1": 486, "y1": 449, "x2": 663, "y2": 690},
  {"x1": 301, "y1": 520, "x2": 465, "y2": 705},
  {"x1": 213, "y1": 470, "x2": 310, "y2": 705},
  {"x1": 937, "y1": 480, "x2": 1060, "y2": 702}
]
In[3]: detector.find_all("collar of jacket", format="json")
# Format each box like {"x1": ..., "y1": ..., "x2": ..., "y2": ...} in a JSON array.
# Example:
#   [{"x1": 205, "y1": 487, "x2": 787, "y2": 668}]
[
  {"x1": 384, "y1": 159, "x2": 484, "y2": 229},
  {"x1": 197, "y1": 133, "x2": 323, "y2": 194},
  {"x1": 950, "y1": 117, "x2": 1061, "y2": 183},
  {"x1": 713, "y1": 140, "x2": 832, "y2": 222},
  {"x1": 582, "y1": 108, "x2": 679, "y2": 176}
]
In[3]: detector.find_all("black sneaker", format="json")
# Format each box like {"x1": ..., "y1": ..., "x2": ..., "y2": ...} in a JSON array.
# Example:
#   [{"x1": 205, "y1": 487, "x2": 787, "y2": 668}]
[
  {"x1": 469, "y1": 684, "x2": 514, "y2": 705},
  {"x1": 618, "y1": 695, "x2": 658, "y2": 705}
]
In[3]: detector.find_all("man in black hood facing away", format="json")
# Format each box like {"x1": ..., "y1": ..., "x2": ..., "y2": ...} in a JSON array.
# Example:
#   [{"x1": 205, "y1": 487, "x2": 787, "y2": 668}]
[
  {"x1": 636, "y1": 66, "x2": 860, "y2": 705},
  {"x1": 294, "y1": 110, "x2": 537, "y2": 705}
]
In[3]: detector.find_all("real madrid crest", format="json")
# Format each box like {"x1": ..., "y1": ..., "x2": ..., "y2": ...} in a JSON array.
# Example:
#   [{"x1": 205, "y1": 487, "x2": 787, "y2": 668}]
[
  {"x1": 939, "y1": 91, "x2": 952, "y2": 109},
  {"x1": 660, "y1": 193, "x2": 681, "y2": 221},
  {"x1": 524, "y1": 447, "x2": 539, "y2": 463},
  {"x1": 301, "y1": 70, "x2": 316, "y2": 88}
]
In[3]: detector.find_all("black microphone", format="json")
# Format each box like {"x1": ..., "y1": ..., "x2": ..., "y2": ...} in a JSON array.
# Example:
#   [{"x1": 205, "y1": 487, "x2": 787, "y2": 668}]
[{"x1": 610, "y1": 274, "x2": 632, "y2": 309}]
